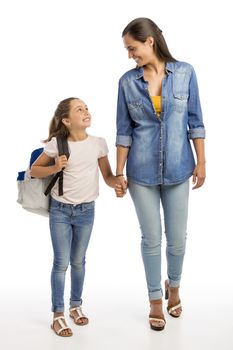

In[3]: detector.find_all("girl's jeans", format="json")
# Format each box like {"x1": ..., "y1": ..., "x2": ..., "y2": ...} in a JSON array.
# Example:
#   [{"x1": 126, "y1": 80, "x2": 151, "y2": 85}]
[
  {"x1": 49, "y1": 197, "x2": 95, "y2": 312},
  {"x1": 128, "y1": 180, "x2": 189, "y2": 301}
]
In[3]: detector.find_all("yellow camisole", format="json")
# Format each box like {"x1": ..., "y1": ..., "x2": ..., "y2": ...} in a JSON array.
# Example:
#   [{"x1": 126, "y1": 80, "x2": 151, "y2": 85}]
[{"x1": 151, "y1": 96, "x2": 162, "y2": 116}]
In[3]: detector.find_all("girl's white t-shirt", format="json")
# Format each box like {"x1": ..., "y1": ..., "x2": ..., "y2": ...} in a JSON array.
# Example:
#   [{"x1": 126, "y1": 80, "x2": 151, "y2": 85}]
[{"x1": 44, "y1": 135, "x2": 108, "y2": 205}]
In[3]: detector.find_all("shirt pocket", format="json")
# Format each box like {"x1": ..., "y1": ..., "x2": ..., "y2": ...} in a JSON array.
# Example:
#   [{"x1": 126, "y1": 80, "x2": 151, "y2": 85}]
[
  {"x1": 127, "y1": 99, "x2": 145, "y2": 121},
  {"x1": 172, "y1": 74, "x2": 190, "y2": 113},
  {"x1": 173, "y1": 92, "x2": 189, "y2": 113}
]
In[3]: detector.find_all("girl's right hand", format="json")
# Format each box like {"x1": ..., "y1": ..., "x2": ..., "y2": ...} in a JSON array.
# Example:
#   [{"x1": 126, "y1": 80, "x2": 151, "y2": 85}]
[{"x1": 54, "y1": 155, "x2": 68, "y2": 172}]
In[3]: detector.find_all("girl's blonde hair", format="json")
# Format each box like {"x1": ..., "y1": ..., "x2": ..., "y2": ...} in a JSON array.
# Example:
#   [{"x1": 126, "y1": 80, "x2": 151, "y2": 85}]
[{"x1": 44, "y1": 97, "x2": 79, "y2": 142}]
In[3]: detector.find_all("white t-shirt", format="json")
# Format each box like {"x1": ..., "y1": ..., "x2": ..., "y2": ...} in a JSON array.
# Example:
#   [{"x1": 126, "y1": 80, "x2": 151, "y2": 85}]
[{"x1": 44, "y1": 135, "x2": 108, "y2": 205}]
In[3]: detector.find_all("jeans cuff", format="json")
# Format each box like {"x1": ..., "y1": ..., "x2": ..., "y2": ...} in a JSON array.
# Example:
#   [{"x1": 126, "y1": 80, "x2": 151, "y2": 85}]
[
  {"x1": 52, "y1": 306, "x2": 64, "y2": 312},
  {"x1": 149, "y1": 289, "x2": 163, "y2": 301},
  {"x1": 168, "y1": 279, "x2": 180, "y2": 288},
  {"x1": 70, "y1": 299, "x2": 82, "y2": 308}
]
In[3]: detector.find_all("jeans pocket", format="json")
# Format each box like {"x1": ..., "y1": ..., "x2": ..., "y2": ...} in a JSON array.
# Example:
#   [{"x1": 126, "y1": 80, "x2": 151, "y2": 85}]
[
  {"x1": 49, "y1": 197, "x2": 61, "y2": 212},
  {"x1": 82, "y1": 201, "x2": 95, "y2": 212}
]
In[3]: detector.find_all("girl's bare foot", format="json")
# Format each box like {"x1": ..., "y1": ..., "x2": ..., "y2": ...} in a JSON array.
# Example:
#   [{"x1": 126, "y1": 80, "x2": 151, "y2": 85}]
[
  {"x1": 51, "y1": 312, "x2": 73, "y2": 337},
  {"x1": 69, "y1": 307, "x2": 89, "y2": 326}
]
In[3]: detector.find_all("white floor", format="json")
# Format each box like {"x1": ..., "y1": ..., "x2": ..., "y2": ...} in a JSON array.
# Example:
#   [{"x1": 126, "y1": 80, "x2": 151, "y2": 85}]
[
  {"x1": 1, "y1": 282, "x2": 233, "y2": 350},
  {"x1": 1, "y1": 191, "x2": 233, "y2": 350}
]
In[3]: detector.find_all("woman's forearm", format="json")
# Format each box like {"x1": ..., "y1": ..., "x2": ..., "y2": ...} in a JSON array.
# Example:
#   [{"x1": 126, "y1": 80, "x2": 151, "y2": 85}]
[
  {"x1": 192, "y1": 138, "x2": 206, "y2": 164},
  {"x1": 116, "y1": 146, "x2": 129, "y2": 175}
]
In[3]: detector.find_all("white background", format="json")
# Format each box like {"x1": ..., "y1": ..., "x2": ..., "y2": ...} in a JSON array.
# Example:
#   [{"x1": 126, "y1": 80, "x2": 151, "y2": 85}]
[{"x1": 0, "y1": 0, "x2": 233, "y2": 349}]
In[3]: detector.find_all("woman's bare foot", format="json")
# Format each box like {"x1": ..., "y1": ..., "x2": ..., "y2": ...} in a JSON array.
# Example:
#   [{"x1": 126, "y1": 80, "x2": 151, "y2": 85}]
[
  {"x1": 149, "y1": 299, "x2": 166, "y2": 331},
  {"x1": 165, "y1": 280, "x2": 182, "y2": 317}
]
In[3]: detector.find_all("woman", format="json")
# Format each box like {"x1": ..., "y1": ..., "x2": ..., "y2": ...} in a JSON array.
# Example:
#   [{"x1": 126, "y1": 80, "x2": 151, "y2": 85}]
[{"x1": 115, "y1": 18, "x2": 206, "y2": 331}]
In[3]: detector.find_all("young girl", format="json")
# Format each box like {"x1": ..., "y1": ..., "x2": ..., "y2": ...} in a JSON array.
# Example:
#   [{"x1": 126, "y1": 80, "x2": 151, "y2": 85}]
[{"x1": 31, "y1": 97, "x2": 124, "y2": 337}]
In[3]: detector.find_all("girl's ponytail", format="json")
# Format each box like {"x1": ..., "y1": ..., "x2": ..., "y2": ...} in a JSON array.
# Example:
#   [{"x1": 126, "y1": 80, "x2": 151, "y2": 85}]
[{"x1": 44, "y1": 97, "x2": 78, "y2": 142}]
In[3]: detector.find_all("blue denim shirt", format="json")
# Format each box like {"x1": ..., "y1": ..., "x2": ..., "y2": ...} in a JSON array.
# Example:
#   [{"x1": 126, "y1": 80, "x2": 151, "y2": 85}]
[{"x1": 116, "y1": 61, "x2": 205, "y2": 186}]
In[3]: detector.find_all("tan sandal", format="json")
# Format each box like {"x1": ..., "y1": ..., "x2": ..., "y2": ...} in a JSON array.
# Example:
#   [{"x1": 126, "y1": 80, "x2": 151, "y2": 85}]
[
  {"x1": 51, "y1": 316, "x2": 73, "y2": 337},
  {"x1": 149, "y1": 299, "x2": 166, "y2": 331},
  {"x1": 69, "y1": 307, "x2": 89, "y2": 326},
  {"x1": 165, "y1": 280, "x2": 182, "y2": 318},
  {"x1": 149, "y1": 316, "x2": 166, "y2": 331}
]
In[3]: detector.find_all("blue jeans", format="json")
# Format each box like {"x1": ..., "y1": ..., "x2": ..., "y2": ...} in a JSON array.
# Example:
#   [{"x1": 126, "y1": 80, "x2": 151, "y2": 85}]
[
  {"x1": 128, "y1": 180, "x2": 189, "y2": 301},
  {"x1": 49, "y1": 197, "x2": 95, "y2": 312}
]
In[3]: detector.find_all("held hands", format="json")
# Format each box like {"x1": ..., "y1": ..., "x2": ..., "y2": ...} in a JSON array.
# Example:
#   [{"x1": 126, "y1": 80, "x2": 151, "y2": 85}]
[
  {"x1": 192, "y1": 163, "x2": 206, "y2": 189},
  {"x1": 54, "y1": 155, "x2": 68, "y2": 172},
  {"x1": 114, "y1": 175, "x2": 128, "y2": 197}
]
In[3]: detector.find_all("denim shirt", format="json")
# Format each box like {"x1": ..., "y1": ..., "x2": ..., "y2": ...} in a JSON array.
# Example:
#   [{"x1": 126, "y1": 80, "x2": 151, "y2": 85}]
[{"x1": 116, "y1": 61, "x2": 205, "y2": 186}]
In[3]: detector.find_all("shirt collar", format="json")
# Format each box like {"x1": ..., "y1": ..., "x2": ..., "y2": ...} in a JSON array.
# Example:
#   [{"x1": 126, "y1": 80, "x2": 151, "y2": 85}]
[{"x1": 135, "y1": 61, "x2": 175, "y2": 79}]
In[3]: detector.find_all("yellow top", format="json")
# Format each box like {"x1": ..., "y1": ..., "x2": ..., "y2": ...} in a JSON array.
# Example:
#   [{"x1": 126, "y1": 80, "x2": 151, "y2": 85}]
[{"x1": 151, "y1": 95, "x2": 162, "y2": 116}]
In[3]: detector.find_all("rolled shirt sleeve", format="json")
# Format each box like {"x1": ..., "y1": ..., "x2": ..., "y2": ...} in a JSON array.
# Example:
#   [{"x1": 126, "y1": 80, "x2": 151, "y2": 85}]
[
  {"x1": 188, "y1": 67, "x2": 206, "y2": 139},
  {"x1": 116, "y1": 78, "x2": 133, "y2": 147}
]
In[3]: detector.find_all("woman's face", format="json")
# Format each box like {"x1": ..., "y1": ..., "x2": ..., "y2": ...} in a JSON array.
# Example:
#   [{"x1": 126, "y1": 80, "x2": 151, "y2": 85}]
[{"x1": 123, "y1": 33, "x2": 155, "y2": 66}]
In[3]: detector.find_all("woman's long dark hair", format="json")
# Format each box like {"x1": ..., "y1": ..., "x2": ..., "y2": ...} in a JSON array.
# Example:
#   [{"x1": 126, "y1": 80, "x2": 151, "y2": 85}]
[
  {"x1": 122, "y1": 17, "x2": 176, "y2": 63},
  {"x1": 44, "y1": 97, "x2": 78, "y2": 142}
]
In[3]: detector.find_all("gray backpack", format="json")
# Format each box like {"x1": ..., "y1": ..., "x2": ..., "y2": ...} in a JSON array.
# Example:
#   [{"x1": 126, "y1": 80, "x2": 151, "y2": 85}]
[{"x1": 17, "y1": 135, "x2": 70, "y2": 217}]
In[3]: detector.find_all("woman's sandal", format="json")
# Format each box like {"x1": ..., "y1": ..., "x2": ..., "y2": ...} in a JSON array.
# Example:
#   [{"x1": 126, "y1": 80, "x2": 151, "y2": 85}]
[
  {"x1": 165, "y1": 280, "x2": 182, "y2": 318},
  {"x1": 51, "y1": 316, "x2": 73, "y2": 337},
  {"x1": 69, "y1": 306, "x2": 89, "y2": 326},
  {"x1": 149, "y1": 299, "x2": 166, "y2": 331}
]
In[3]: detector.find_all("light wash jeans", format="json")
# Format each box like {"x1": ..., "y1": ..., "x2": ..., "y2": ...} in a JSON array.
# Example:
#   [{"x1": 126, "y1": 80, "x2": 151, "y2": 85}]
[
  {"x1": 128, "y1": 180, "x2": 189, "y2": 301},
  {"x1": 49, "y1": 197, "x2": 94, "y2": 312}
]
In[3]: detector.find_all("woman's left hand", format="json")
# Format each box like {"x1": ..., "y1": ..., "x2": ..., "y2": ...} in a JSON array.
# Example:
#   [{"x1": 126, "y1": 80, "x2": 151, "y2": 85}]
[{"x1": 192, "y1": 163, "x2": 206, "y2": 189}]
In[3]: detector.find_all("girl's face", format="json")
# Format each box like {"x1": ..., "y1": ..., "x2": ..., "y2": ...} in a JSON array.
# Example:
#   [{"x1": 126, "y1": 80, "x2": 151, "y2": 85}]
[
  {"x1": 64, "y1": 99, "x2": 91, "y2": 130},
  {"x1": 123, "y1": 33, "x2": 155, "y2": 66}
]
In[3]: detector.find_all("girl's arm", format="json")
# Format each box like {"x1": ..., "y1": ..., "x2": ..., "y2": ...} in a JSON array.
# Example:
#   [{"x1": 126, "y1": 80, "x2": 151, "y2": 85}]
[
  {"x1": 98, "y1": 156, "x2": 117, "y2": 188},
  {"x1": 98, "y1": 155, "x2": 125, "y2": 197},
  {"x1": 192, "y1": 138, "x2": 206, "y2": 189},
  {"x1": 30, "y1": 152, "x2": 68, "y2": 178}
]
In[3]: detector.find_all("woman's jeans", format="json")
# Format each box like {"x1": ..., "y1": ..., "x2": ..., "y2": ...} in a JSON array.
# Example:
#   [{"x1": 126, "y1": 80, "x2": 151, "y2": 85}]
[
  {"x1": 49, "y1": 197, "x2": 95, "y2": 312},
  {"x1": 128, "y1": 180, "x2": 189, "y2": 301}
]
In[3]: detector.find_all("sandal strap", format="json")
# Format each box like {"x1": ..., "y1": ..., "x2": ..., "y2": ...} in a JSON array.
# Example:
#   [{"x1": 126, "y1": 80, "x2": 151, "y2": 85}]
[
  {"x1": 168, "y1": 303, "x2": 182, "y2": 314},
  {"x1": 149, "y1": 317, "x2": 166, "y2": 325},
  {"x1": 70, "y1": 306, "x2": 87, "y2": 321},
  {"x1": 53, "y1": 316, "x2": 70, "y2": 335}
]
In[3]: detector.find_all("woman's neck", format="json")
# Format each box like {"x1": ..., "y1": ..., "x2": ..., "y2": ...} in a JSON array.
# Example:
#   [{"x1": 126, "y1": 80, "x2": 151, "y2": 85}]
[{"x1": 144, "y1": 57, "x2": 165, "y2": 75}]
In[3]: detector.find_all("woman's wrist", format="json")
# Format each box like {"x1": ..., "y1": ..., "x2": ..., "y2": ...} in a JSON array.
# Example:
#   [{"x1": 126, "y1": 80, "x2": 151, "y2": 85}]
[
  {"x1": 116, "y1": 174, "x2": 124, "y2": 177},
  {"x1": 197, "y1": 160, "x2": 206, "y2": 165}
]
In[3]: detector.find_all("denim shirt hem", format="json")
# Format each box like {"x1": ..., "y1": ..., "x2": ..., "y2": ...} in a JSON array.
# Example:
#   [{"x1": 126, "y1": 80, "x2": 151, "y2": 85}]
[{"x1": 127, "y1": 172, "x2": 192, "y2": 186}]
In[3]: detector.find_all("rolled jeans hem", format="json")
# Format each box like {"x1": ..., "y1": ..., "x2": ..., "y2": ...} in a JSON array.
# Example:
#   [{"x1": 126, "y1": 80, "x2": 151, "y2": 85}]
[
  {"x1": 70, "y1": 299, "x2": 82, "y2": 308},
  {"x1": 168, "y1": 279, "x2": 181, "y2": 288},
  {"x1": 52, "y1": 306, "x2": 65, "y2": 313},
  {"x1": 149, "y1": 290, "x2": 163, "y2": 301}
]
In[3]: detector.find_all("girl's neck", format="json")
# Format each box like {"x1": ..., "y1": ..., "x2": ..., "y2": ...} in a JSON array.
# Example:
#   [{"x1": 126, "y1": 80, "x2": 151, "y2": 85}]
[{"x1": 68, "y1": 130, "x2": 88, "y2": 142}]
